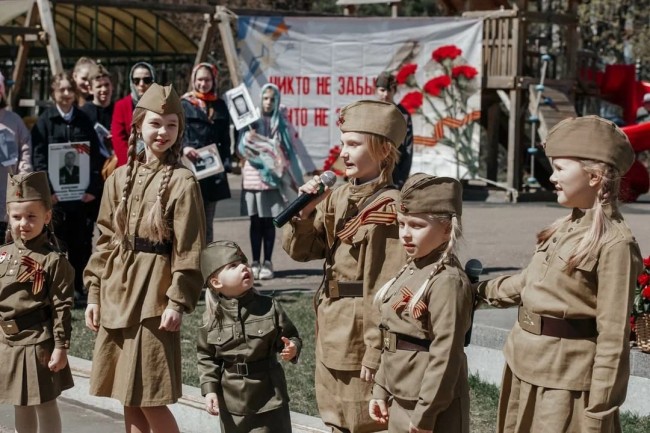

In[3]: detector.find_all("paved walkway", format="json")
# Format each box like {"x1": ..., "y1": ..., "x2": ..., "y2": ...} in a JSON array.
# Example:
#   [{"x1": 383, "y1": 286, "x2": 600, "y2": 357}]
[{"x1": 0, "y1": 174, "x2": 648, "y2": 431}]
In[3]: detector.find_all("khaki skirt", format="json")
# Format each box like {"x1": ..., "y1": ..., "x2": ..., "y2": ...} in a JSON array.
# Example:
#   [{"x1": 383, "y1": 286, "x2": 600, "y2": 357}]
[
  {"x1": 0, "y1": 336, "x2": 74, "y2": 406},
  {"x1": 90, "y1": 317, "x2": 181, "y2": 407},
  {"x1": 498, "y1": 364, "x2": 621, "y2": 433}
]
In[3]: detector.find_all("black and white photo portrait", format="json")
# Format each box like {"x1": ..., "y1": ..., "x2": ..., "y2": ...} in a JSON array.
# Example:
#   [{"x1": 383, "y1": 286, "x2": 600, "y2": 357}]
[{"x1": 59, "y1": 151, "x2": 80, "y2": 185}]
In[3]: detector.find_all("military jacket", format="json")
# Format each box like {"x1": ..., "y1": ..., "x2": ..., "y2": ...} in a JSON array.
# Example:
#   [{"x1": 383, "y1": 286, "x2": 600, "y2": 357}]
[
  {"x1": 196, "y1": 290, "x2": 302, "y2": 415},
  {"x1": 84, "y1": 158, "x2": 206, "y2": 328},
  {"x1": 0, "y1": 233, "x2": 74, "y2": 348},
  {"x1": 373, "y1": 250, "x2": 472, "y2": 429},
  {"x1": 477, "y1": 206, "x2": 642, "y2": 426},
  {"x1": 282, "y1": 176, "x2": 405, "y2": 370}
]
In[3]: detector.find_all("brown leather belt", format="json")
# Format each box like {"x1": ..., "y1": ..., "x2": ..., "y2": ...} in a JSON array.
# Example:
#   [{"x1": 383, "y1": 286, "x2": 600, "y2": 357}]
[
  {"x1": 326, "y1": 280, "x2": 363, "y2": 299},
  {"x1": 0, "y1": 308, "x2": 51, "y2": 336},
  {"x1": 382, "y1": 330, "x2": 431, "y2": 352},
  {"x1": 518, "y1": 306, "x2": 598, "y2": 339},
  {"x1": 223, "y1": 358, "x2": 278, "y2": 377},
  {"x1": 127, "y1": 235, "x2": 172, "y2": 255}
]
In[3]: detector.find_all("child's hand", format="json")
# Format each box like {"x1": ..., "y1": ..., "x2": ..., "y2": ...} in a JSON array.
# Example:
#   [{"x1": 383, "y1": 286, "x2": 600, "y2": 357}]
[
  {"x1": 360, "y1": 365, "x2": 376, "y2": 382},
  {"x1": 205, "y1": 393, "x2": 219, "y2": 416},
  {"x1": 159, "y1": 309, "x2": 183, "y2": 332},
  {"x1": 409, "y1": 423, "x2": 432, "y2": 433},
  {"x1": 85, "y1": 304, "x2": 100, "y2": 332},
  {"x1": 48, "y1": 348, "x2": 68, "y2": 372},
  {"x1": 368, "y1": 399, "x2": 388, "y2": 424},
  {"x1": 296, "y1": 175, "x2": 332, "y2": 219},
  {"x1": 280, "y1": 337, "x2": 297, "y2": 361}
]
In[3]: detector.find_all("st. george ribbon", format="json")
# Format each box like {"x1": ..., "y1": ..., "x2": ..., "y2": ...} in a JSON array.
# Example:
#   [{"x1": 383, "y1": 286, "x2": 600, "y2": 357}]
[{"x1": 273, "y1": 171, "x2": 337, "y2": 228}]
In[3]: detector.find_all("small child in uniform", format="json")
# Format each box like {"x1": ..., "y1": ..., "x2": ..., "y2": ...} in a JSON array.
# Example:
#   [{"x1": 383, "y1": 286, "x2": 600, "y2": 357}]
[
  {"x1": 369, "y1": 174, "x2": 472, "y2": 433},
  {"x1": 197, "y1": 240, "x2": 302, "y2": 433},
  {"x1": 0, "y1": 172, "x2": 75, "y2": 433},
  {"x1": 476, "y1": 116, "x2": 643, "y2": 432}
]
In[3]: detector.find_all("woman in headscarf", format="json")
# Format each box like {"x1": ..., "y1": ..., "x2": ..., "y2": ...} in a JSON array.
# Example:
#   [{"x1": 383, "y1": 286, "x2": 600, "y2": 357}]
[
  {"x1": 238, "y1": 83, "x2": 316, "y2": 280},
  {"x1": 110, "y1": 62, "x2": 155, "y2": 166},
  {"x1": 181, "y1": 63, "x2": 232, "y2": 243}
]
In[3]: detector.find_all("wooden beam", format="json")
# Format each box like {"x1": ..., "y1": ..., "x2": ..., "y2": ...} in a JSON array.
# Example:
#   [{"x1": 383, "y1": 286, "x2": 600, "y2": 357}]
[
  {"x1": 507, "y1": 89, "x2": 523, "y2": 191},
  {"x1": 36, "y1": 0, "x2": 64, "y2": 75},
  {"x1": 0, "y1": 26, "x2": 41, "y2": 36},
  {"x1": 9, "y1": 1, "x2": 39, "y2": 110},
  {"x1": 216, "y1": 6, "x2": 242, "y2": 87}
]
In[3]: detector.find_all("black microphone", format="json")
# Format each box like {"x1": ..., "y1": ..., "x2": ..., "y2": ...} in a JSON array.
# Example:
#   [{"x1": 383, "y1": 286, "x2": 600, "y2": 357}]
[
  {"x1": 273, "y1": 171, "x2": 337, "y2": 228},
  {"x1": 464, "y1": 259, "x2": 483, "y2": 347}
]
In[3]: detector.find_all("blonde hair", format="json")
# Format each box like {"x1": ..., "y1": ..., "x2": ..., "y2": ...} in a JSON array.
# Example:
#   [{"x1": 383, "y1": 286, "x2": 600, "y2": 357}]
[
  {"x1": 537, "y1": 159, "x2": 619, "y2": 273},
  {"x1": 112, "y1": 107, "x2": 184, "y2": 246},
  {"x1": 375, "y1": 213, "x2": 462, "y2": 317},
  {"x1": 365, "y1": 133, "x2": 400, "y2": 181}
]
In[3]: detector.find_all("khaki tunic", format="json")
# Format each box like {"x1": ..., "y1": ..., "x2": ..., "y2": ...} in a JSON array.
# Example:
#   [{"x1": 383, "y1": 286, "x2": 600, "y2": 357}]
[
  {"x1": 373, "y1": 250, "x2": 472, "y2": 432},
  {"x1": 197, "y1": 290, "x2": 301, "y2": 431},
  {"x1": 477, "y1": 206, "x2": 643, "y2": 430},
  {"x1": 84, "y1": 158, "x2": 206, "y2": 327},
  {"x1": 0, "y1": 233, "x2": 75, "y2": 405}
]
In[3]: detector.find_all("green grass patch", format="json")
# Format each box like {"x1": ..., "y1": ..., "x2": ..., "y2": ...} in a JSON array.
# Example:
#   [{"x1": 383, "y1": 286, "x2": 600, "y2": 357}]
[{"x1": 70, "y1": 292, "x2": 650, "y2": 431}]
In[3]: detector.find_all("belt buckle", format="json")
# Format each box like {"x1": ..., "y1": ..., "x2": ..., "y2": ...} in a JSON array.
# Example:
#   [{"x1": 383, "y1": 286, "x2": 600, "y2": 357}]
[
  {"x1": 0, "y1": 319, "x2": 19, "y2": 335},
  {"x1": 518, "y1": 306, "x2": 542, "y2": 335},
  {"x1": 328, "y1": 280, "x2": 340, "y2": 299},
  {"x1": 382, "y1": 332, "x2": 397, "y2": 352},
  {"x1": 235, "y1": 363, "x2": 248, "y2": 376}
]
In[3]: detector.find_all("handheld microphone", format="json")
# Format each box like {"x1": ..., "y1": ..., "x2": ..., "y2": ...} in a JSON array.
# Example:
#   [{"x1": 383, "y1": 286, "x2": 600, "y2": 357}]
[
  {"x1": 273, "y1": 171, "x2": 337, "y2": 228},
  {"x1": 464, "y1": 259, "x2": 483, "y2": 347}
]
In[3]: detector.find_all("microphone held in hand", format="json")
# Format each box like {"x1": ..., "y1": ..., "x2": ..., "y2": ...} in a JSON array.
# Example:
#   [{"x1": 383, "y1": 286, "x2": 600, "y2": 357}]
[
  {"x1": 464, "y1": 259, "x2": 483, "y2": 284},
  {"x1": 273, "y1": 171, "x2": 337, "y2": 228}
]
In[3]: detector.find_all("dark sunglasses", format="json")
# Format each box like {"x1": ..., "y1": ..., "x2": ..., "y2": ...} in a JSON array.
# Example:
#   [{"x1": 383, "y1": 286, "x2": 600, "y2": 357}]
[{"x1": 132, "y1": 77, "x2": 153, "y2": 85}]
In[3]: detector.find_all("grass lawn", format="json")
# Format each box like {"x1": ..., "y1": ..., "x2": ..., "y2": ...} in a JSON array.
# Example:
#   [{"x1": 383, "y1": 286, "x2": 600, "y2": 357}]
[{"x1": 70, "y1": 291, "x2": 650, "y2": 432}]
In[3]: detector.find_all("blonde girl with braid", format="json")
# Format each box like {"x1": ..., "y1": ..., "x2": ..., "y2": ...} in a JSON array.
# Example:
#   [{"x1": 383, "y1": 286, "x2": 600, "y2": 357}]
[
  {"x1": 83, "y1": 84, "x2": 206, "y2": 433},
  {"x1": 369, "y1": 174, "x2": 472, "y2": 433},
  {"x1": 476, "y1": 116, "x2": 643, "y2": 433}
]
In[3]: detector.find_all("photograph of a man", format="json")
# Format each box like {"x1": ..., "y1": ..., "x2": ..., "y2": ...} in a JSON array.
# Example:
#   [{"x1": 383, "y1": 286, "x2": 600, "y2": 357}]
[
  {"x1": 233, "y1": 95, "x2": 249, "y2": 117},
  {"x1": 194, "y1": 155, "x2": 216, "y2": 172},
  {"x1": 59, "y1": 151, "x2": 80, "y2": 185},
  {"x1": 0, "y1": 130, "x2": 17, "y2": 166}
]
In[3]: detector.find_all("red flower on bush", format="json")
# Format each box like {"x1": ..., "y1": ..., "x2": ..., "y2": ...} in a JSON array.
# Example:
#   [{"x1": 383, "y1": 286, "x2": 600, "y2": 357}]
[
  {"x1": 423, "y1": 75, "x2": 452, "y2": 97},
  {"x1": 643, "y1": 285, "x2": 650, "y2": 300},
  {"x1": 400, "y1": 91, "x2": 423, "y2": 114},
  {"x1": 322, "y1": 145, "x2": 344, "y2": 175},
  {"x1": 639, "y1": 272, "x2": 650, "y2": 287},
  {"x1": 396, "y1": 63, "x2": 417, "y2": 85},
  {"x1": 644, "y1": 256, "x2": 650, "y2": 267},
  {"x1": 432, "y1": 45, "x2": 462, "y2": 63},
  {"x1": 452, "y1": 65, "x2": 479, "y2": 80}
]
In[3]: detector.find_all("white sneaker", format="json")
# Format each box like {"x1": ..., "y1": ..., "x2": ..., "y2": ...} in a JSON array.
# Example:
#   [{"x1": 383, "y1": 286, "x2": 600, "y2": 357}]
[
  {"x1": 259, "y1": 260, "x2": 274, "y2": 280},
  {"x1": 251, "y1": 261, "x2": 261, "y2": 280}
]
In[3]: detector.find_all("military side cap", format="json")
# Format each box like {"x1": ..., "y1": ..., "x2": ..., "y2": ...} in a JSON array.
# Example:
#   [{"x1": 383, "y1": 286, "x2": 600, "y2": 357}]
[
  {"x1": 376, "y1": 71, "x2": 396, "y2": 90},
  {"x1": 136, "y1": 83, "x2": 183, "y2": 115},
  {"x1": 200, "y1": 240, "x2": 248, "y2": 282},
  {"x1": 339, "y1": 100, "x2": 407, "y2": 148},
  {"x1": 544, "y1": 115, "x2": 634, "y2": 174},
  {"x1": 7, "y1": 172, "x2": 52, "y2": 209},
  {"x1": 398, "y1": 173, "x2": 462, "y2": 216}
]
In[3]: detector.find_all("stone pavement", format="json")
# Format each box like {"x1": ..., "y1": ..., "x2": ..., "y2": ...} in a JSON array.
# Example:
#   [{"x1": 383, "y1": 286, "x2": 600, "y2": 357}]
[{"x1": 0, "y1": 174, "x2": 648, "y2": 431}]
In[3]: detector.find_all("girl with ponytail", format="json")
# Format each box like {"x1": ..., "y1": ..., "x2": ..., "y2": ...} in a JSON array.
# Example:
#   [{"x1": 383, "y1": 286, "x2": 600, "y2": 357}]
[
  {"x1": 83, "y1": 84, "x2": 206, "y2": 433},
  {"x1": 370, "y1": 174, "x2": 472, "y2": 433},
  {"x1": 476, "y1": 116, "x2": 643, "y2": 433}
]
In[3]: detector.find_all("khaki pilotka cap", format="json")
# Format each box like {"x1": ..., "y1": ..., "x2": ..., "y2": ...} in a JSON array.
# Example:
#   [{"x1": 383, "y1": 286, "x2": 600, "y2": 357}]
[
  {"x1": 398, "y1": 173, "x2": 463, "y2": 216},
  {"x1": 6, "y1": 172, "x2": 52, "y2": 209},
  {"x1": 339, "y1": 100, "x2": 407, "y2": 148},
  {"x1": 543, "y1": 115, "x2": 634, "y2": 173},
  {"x1": 136, "y1": 83, "x2": 183, "y2": 115},
  {"x1": 200, "y1": 240, "x2": 248, "y2": 283}
]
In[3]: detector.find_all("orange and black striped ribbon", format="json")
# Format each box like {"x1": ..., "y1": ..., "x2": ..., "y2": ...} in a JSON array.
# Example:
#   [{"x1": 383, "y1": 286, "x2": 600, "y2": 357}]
[
  {"x1": 337, "y1": 197, "x2": 397, "y2": 241},
  {"x1": 390, "y1": 285, "x2": 427, "y2": 318},
  {"x1": 16, "y1": 256, "x2": 45, "y2": 295}
]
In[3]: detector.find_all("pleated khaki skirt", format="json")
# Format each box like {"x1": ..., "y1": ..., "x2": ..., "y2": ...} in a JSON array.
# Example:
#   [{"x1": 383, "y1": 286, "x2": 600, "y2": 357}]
[
  {"x1": 0, "y1": 336, "x2": 74, "y2": 406},
  {"x1": 90, "y1": 316, "x2": 182, "y2": 407},
  {"x1": 498, "y1": 364, "x2": 621, "y2": 433}
]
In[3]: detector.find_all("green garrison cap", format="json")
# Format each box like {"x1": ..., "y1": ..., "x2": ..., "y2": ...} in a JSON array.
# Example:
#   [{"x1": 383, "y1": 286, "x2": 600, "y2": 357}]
[
  {"x1": 7, "y1": 172, "x2": 52, "y2": 209},
  {"x1": 136, "y1": 83, "x2": 183, "y2": 116},
  {"x1": 544, "y1": 115, "x2": 634, "y2": 173},
  {"x1": 398, "y1": 173, "x2": 462, "y2": 216},
  {"x1": 200, "y1": 240, "x2": 248, "y2": 282},
  {"x1": 338, "y1": 100, "x2": 407, "y2": 147}
]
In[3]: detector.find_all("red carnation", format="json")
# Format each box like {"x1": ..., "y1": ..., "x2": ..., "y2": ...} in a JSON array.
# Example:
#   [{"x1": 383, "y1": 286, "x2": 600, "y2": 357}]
[
  {"x1": 452, "y1": 65, "x2": 479, "y2": 80},
  {"x1": 638, "y1": 272, "x2": 650, "y2": 287},
  {"x1": 643, "y1": 256, "x2": 650, "y2": 267},
  {"x1": 396, "y1": 63, "x2": 418, "y2": 85},
  {"x1": 643, "y1": 285, "x2": 650, "y2": 300},
  {"x1": 423, "y1": 75, "x2": 452, "y2": 97},
  {"x1": 432, "y1": 45, "x2": 462, "y2": 63},
  {"x1": 400, "y1": 91, "x2": 423, "y2": 114}
]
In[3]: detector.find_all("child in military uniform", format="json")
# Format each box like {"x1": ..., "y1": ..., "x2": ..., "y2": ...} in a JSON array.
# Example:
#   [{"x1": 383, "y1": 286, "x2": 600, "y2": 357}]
[
  {"x1": 476, "y1": 116, "x2": 643, "y2": 433},
  {"x1": 283, "y1": 100, "x2": 407, "y2": 433},
  {"x1": 83, "y1": 84, "x2": 206, "y2": 432},
  {"x1": 197, "y1": 240, "x2": 301, "y2": 433},
  {"x1": 369, "y1": 175, "x2": 472, "y2": 433},
  {"x1": 0, "y1": 172, "x2": 75, "y2": 433}
]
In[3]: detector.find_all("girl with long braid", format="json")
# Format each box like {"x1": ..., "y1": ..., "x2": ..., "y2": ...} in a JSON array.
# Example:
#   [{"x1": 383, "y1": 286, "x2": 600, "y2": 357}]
[
  {"x1": 370, "y1": 174, "x2": 472, "y2": 433},
  {"x1": 476, "y1": 116, "x2": 643, "y2": 433},
  {"x1": 83, "y1": 84, "x2": 206, "y2": 433}
]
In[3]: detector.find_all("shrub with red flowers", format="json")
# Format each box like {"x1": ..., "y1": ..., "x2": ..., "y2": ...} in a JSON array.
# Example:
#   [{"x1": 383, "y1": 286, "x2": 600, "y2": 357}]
[
  {"x1": 322, "y1": 145, "x2": 345, "y2": 176},
  {"x1": 396, "y1": 43, "x2": 480, "y2": 178},
  {"x1": 633, "y1": 256, "x2": 650, "y2": 317}
]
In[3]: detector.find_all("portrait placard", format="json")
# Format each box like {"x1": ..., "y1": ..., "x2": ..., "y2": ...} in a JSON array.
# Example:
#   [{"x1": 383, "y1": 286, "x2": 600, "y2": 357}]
[
  {"x1": 0, "y1": 129, "x2": 19, "y2": 167},
  {"x1": 181, "y1": 144, "x2": 224, "y2": 180},
  {"x1": 224, "y1": 84, "x2": 259, "y2": 131},
  {"x1": 48, "y1": 142, "x2": 90, "y2": 201}
]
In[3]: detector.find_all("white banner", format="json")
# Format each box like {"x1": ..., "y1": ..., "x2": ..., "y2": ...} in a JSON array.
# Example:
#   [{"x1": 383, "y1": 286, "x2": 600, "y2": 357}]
[{"x1": 237, "y1": 16, "x2": 483, "y2": 178}]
